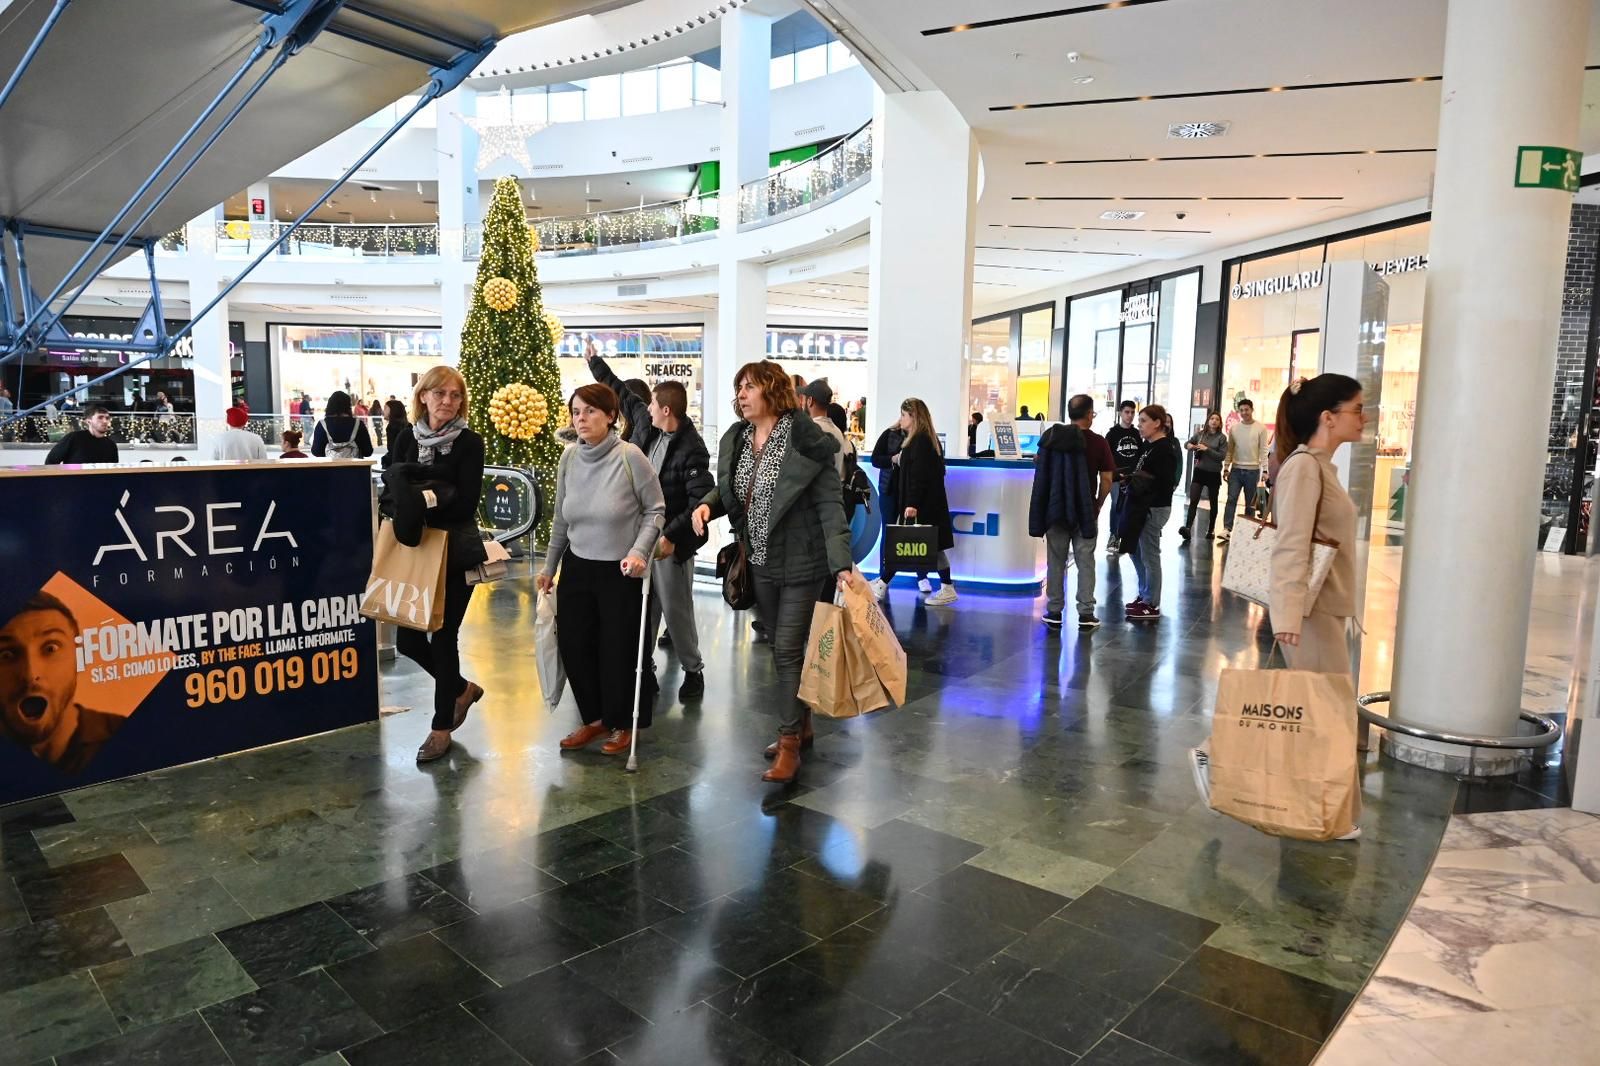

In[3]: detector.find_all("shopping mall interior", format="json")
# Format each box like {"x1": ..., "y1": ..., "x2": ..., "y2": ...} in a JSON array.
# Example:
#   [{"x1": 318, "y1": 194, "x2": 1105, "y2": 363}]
[{"x1": 3, "y1": 1, "x2": 1600, "y2": 1063}]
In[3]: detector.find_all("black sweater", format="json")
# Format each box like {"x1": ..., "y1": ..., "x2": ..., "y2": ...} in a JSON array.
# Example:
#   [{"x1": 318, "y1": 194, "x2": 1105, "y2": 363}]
[
  {"x1": 1106, "y1": 424, "x2": 1142, "y2": 474},
  {"x1": 45, "y1": 431, "x2": 119, "y2": 465},
  {"x1": 384, "y1": 424, "x2": 485, "y2": 528},
  {"x1": 1128, "y1": 436, "x2": 1179, "y2": 509}
]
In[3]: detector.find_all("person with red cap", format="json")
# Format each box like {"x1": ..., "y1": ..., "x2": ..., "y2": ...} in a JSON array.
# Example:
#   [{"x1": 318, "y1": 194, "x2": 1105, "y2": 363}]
[{"x1": 213, "y1": 404, "x2": 268, "y2": 461}]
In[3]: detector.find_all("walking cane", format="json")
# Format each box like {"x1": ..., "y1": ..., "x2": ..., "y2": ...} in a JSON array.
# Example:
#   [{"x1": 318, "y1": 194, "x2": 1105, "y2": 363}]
[{"x1": 625, "y1": 562, "x2": 654, "y2": 773}]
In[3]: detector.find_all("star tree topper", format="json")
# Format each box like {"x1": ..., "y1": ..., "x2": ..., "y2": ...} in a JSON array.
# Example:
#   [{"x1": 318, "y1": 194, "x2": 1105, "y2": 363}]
[{"x1": 461, "y1": 87, "x2": 547, "y2": 172}]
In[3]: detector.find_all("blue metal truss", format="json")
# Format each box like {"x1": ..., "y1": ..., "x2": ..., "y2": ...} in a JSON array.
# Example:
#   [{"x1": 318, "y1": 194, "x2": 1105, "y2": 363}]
[{"x1": 0, "y1": 0, "x2": 494, "y2": 426}]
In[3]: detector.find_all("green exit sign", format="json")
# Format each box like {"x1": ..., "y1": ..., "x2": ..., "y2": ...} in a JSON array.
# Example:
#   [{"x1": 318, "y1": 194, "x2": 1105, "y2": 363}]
[{"x1": 1515, "y1": 146, "x2": 1582, "y2": 192}]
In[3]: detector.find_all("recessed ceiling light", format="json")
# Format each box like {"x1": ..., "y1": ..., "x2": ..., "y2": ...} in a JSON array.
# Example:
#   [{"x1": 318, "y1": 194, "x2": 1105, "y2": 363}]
[
  {"x1": 1072, "y1": 75, "x2": 1094, "y2": 85},
  {"x1": 1168, "y1": 121, "x2": 1230, "y2": 139},
  {"x1": 1100, "y1": 210, "x2": 1145, "y2": 221}
]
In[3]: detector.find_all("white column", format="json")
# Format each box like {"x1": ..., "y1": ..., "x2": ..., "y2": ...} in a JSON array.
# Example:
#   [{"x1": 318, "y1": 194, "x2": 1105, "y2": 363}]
[
  {"x1": 867, "y1": 90, "x2": 978, "y2": 446},
  {"x1": 182, "y1": 211, "x2": 234, "y2": 455},
  {"x1": 711, "y1": 8, "x2": 772, "y2": 425},
  {"x1": 1389, "y1": 0, "x2": 1591, "y2": 774},
  {"x1": 245, "y1": 182, "x2": 272, "y2": 228},
  {"x1": 436, "y1": 87, "x2": 477, "y2": 358}
]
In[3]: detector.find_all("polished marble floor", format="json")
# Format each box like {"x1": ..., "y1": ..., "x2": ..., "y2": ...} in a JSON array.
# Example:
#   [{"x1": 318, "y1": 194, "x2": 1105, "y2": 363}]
[
  {"x1": 0, "y1": 533, "x2": 1577, "y2": 1065},
  {"x1": 1316, "y1": 807, "x2": 1600, "y2": 1065}
]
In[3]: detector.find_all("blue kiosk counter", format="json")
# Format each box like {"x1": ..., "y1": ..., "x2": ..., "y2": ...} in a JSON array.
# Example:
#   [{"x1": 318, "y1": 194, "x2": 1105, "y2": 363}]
[
  {"x1": 861, "y1": 457, "x2": 1045, "y2": 593},
  {"x1": 0, "y1": 460, "x2": 379, "y2": 805}
]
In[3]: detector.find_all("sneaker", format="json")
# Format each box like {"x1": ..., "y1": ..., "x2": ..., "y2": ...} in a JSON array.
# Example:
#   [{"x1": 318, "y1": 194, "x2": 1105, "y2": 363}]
[
  {"x1": 1078, "y1": 613, "x2": 1101, "y2": 629},
  {"x1": 1178, "y1": 526, "x2": 1191, "y2": 541},
  {"x1": 1126, "y1": 603, "x2": 1161, "y2": 621},
  {"x1": 1336, "y1": 825, "x2": 1363, "y2": 841},
  {"x1": 1042, "y1": 611, "x2": 1064, "y2": 629},
  {"x1": 868, "y1": 578, "x2": 888, "y2": 600},
  {"x1": 926, "y1": 586, "x2": 958, "y2": 606},
  {"x1": 678, "y1": 670, "x2": 705, "y2": 701},
  {"x1": 917, "y1": 578, "x2": 934, "y2": 594},
  {"x1": 657, "y1": 632, "x2": 672, "y2": 649},
  {"x1": 1189, "y1": 748, "x2": 1213, "y2": 807},
  {"x1": 1105, "y1": 540, "x2": 1121, "y2": 557},
  {"x1": 1125, "y1": 596, "x2": 1146, "y2": 610}
]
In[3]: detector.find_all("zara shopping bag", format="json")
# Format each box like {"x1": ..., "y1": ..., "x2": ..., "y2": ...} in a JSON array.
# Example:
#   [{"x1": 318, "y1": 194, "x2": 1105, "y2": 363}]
[
  {"x1": 882, "y1": 522, "x2": 938, "y2": 578},
  {"x1": 1208, "y1": 667, "x2": 1361, "y2": 842},
  {"x1": 533, "y1": 589, "x2": 566, "y2": 709},
  {"x1": 840, "y1": 575, "x2": 908, "y2": 705},
  {"x1": 359, "y1": 521, "x2": 447, "y2": 633}
]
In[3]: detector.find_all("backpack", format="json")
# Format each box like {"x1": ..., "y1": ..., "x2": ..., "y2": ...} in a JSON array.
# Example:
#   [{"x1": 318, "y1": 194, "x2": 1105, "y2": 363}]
[
  {"x1": 842, "y1": 447, "x2": 872, "y2": 515},
  {"x1": 323, "y1": 419, "x2": 358, "y2": 460}
]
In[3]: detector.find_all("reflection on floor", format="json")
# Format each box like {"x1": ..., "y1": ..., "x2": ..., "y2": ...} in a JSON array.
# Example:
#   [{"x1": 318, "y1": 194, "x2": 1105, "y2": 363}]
[
  {"x1": 1316, "y1": 808, "x2": 1600, "y2": 1065},
  {"x1": 0, "y1": 535, "x2": 1576, "y2": 1065}
]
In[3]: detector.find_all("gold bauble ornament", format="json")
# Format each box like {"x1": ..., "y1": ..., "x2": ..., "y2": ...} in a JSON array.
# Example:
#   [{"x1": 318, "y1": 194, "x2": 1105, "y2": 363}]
[
  {"x1": 489, "y1": 383, "x2": 549, "y2": 440},
  {"x1": 483, "y1": 276, "x2": 518, "y2": 312},
  {"x1": 543, "y1": 310, "x2": 564, "y2": 349}
]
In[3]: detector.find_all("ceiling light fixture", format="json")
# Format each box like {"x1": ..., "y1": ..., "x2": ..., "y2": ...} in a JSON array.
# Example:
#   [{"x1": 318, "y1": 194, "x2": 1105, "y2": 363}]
[
  {"x1": 1168, "y1": 121, "x2": 1230, "y2": 139},
  {"x1": 1100, "y1": 210, "x2": 1145, "y2": 221},
  {"x1": 1072, "y1": 75, "x2": 1094, "y2": 84}
]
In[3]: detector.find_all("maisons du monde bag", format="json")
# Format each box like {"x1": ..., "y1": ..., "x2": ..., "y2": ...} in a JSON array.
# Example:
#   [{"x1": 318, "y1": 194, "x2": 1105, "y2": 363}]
[{"x1": 1221, "y1": 452, "x2": 1338, "y2": 608}]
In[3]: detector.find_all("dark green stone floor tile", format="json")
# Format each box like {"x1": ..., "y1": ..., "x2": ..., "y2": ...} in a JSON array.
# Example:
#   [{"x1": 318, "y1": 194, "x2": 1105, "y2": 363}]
[
  {"x1": 870, "y1": 993, "x2": 1076, "y2": 1066},
  {"x1": 0, "y1": 908, "x2": 131, "y2": 995},
  {"x1": 914, "y1": 864, "x2": 1071, "y2": 933},
  {"x1": 104, "y1": 876, "x2": 252, "y2": 955},
  {"x1": 215, "y1": 902, "x2": 375, "y2": 987},
  {"x1": 92, "y1": 934, "x2": 256, "y2": 1030},
  {"x1": 1077, "y1": 1032, "x2": 1188, "y2": 1065},
  {"x1": 1011, "y1": 797, "x2": 1178, "y2": 869},
  {"x1": 214, "y1": 854, "x2": 363, "y2": 920},
  {"x1": 420, "y1": 848, "x2": 561, "y2": 912},
  {"x1": 465, "y1": 965, "x2": 649, "y2": 1064},
  {"x1": 0, "y1": 875, "x2": 27, "y2": 933},
  {"x1": 56, "y1": 1011, "x2": 231, "y2": 1066},
  {"x1": 15, "y1": 851, "x2": 149, "y2": 921},
  {"x1": 1115, "y1": 985, "x2": 1320, "y2": 1066},
  {"x1": 201, "y1": 969, "x2": 382, "y2": 1066},
  {"x1": 1056, "y1": 886, "x2": 1219, "y2": 962},
  {"x1": 30, "y1": 813, "x2": 156, "y2": 868},
  {"x1": 608, "y1": 1001, "x2": 805, "y2": 1066},
  {"x1": 0, "y1": 971, "x2": 119, "y2": 1066},
  {"x1": 134, "y1": 800, "x2": 259, "y2": 844},
  {"x1": 950, "y1": 953, "x2": 1134, "y2": 1056},
  {"x1": 514, "y1": 825, "x2": 640, "y2": 883},
  {"x1": 325, "y1": 931, "x2": 497, "y2": 1031},
  {"x1": 1166, "y1": 946, "x2": 1354, "y2": 1042},
  {"x1": 342, "y1": 1006, "x2": 525, "y2": 1066},
  {"x1": 787, "y1": 922, "x2": 967, "y2": 1015},
  {"x1": 430, "y1": 900, "x2": 595, "y2": 985},
  {"x1": 324, "y1": 873, "x2": 476, "y2": 948},
  {"x1": 120, "y1": 833, "x2": 258, "y2": 892},
  {"x1": 1004, "y1": 917, "x2": 1180, "y2": 1005},
  {"x1": 562, "y1": 928, "x2": 737, "y2": 1022}
]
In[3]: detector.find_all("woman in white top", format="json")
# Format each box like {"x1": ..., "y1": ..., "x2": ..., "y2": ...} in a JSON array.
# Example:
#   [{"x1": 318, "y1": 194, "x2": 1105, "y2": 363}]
[{"x1": 1191, "y1": 373, "x2": 1367, "y2": 836}]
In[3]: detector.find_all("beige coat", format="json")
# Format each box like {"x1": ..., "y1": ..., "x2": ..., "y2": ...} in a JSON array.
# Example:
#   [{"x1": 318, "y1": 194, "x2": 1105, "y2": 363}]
[{"x1": 1268, "y1": 446, "x2": 1357, "y2": 636}]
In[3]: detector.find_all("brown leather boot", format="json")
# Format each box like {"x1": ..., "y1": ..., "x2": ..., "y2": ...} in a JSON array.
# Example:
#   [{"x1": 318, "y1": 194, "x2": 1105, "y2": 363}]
[
  {"x1": 764, "y1": 712, "x2": 814, "y2": 759},
  {"x1": 763, "y1": 733, "x2": 802, "y2": 783}
]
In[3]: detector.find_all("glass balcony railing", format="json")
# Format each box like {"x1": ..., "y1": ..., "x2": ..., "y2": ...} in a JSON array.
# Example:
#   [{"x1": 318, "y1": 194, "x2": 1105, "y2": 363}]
[
  {"x1": 739, "y1": 122, "x2": 873, "y2": 227},
  {"x1": 213, "y1": 221, "x2": 442, "y2": 258},
  {"x1": 464, "y1": 195, "x2": 722, "y2": 260}
]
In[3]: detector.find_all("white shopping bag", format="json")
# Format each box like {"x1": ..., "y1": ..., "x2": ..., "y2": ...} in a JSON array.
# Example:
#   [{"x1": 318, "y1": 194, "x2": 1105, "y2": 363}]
[{"x1": 534, "y1": 589, "x2": 566, "y2": 709}]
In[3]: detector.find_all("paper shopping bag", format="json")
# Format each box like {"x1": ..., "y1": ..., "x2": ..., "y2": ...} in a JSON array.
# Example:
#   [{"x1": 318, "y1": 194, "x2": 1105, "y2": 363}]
[
  {"x1": 360, "y1": 521, "x2": 447, "y2": 632},
  {"x1": 882, "y1": 522, "x2": 938, "y2": 578},
  {"x1": 798, "y1": 601, "x2": 857, "y2": 718},
  {"x1": 1208, "y1": 668, "x2": 1361, "y2": 842},
  {"x1": 840, "y1": 575, "x2": 907, "y2": 705},
  {"x1": 534, "y1": 589, "x2": 566, "y2": 709},
  {"x1": 841, "y1": 626, "x2": 892, "y2": 715}
]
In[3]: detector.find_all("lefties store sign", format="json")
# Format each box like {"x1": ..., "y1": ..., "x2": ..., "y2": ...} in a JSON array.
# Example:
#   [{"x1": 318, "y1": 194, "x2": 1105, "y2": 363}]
[{"x1": 0, "y1": 464, "x2": 378, "y2": 803}]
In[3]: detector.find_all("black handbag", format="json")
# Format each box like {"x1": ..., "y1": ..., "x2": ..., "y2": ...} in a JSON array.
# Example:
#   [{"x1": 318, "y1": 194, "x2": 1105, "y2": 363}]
[
  {"x1": 447, "y1": 525, "x2": 489, "y2": 572},
  {"x1": 716, "y1": 437, "x2": 773, "y2": 610}
]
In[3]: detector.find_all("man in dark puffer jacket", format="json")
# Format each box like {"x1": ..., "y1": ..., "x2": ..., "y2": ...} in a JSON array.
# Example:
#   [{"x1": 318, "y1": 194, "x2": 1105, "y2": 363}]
[
  {"x1": 586, "y1": 344, "x2": 715, "y2": 700},
  {"x1": 1029, "y1": 393, "x2": 1114, "y2": 630}
]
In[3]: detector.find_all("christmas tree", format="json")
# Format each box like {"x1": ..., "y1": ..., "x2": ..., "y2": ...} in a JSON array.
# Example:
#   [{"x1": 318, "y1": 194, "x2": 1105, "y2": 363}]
[{"x1": 459, "y1": 176, "x2": 564, "y2": 544}]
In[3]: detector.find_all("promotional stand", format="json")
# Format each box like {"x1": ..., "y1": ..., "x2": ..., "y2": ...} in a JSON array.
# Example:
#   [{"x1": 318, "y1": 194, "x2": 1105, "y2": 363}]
[{"x1": 0, "y1": 460, "x2": 379, "y2": 804}]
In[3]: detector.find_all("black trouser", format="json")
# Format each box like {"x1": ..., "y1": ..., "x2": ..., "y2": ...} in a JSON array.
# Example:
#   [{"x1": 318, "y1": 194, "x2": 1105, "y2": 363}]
[
  {"x1": 876, "y1": 489, "x2": 897, "y2": 576},
  {"x1": 395, "y1": 569, "x2": 476, "y2": 731},
  {"x1": 557, "y1": 553, "x2": 657, "y2": 730},
  {"x1": 751, "y1": 567, "x2": 819, "y2": 736},
  {"x1": 1186, "y1": 469, "x2": 1221, "y2": 534}
]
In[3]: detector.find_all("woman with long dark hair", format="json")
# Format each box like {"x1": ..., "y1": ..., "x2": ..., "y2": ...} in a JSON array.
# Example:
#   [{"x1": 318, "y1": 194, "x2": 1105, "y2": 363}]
[
  {"x1": 537, "y1": 384, "x2": 665, "y2": 757},
  {"x1": 385, "y1": 367, "x2": 486, "y2": 763},
  {"x1": 1181, "y1": 412, "x2": 1227, "y2": 541},
  {"x1": 1119, "y1": 404, "x2": 1178, "y2": 622},
  {"x1": 1191, "y1": 373, "x2": 1366, "y2": 837},
  {"x1": 312, "y1": 390, "x2": 374, "y2": 459},
  {"x1": 896, "y1": 398, "x2": 957, "y2": 605},
  {"x1": 691, "y1": 361, "x2": 853, "y2": 783}
]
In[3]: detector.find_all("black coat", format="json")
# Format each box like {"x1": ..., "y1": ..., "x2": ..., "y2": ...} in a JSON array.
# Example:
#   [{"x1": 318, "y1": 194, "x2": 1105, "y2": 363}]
[
  {"x1": 870, "y1": 426, "x2": 904, "y2": 499},
  {"x1": 896, "y1": 433, "x2": 955, "y2": 552},
  {"x1": 589, "y1": 356, "x2": 713, "y2": 561}
]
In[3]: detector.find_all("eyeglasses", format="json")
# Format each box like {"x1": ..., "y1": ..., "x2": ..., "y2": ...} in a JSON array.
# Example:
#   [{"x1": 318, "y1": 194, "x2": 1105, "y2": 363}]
[{"x1": 428, "y1": 389, "x2": 464, "y2": 402}]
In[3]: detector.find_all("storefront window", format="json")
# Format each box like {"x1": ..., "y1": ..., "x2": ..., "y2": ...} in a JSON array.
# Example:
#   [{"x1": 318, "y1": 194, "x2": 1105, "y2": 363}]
[
  {"x1": 1017, "y1": 307, "x2": 1054, "y2": 419},
  {"x1": 764, "y1": 327, "x2": 870, "y2": 415},
  {"x1": 1159, "y1": 270, "x2": 1200, "y2": 430},
  {"x1": 1064, "y1": 289, "x2": 1122, "y2": 412},
  {"x1": 1221, "y1": 244, "x2": 1329, "y2": 438},
  {"x1": 278, "y1": 326, "x2": 444, "y2": 414},
  {"x1": 555, "y1": 326, "x2": 706, "y2": 425},
  {"x1": 968, "y1": 314, "x2": 1015, "y2": 419}
]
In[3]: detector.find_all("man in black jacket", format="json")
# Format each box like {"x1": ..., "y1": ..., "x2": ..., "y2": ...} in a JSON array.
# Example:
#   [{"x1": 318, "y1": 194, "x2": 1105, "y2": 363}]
[
  {"x1": 586, "y1": 345, "x2": 713, "y2": 699},
  {"x1": 1029, "y1": 394, "x2": 1114, "y2": 630},
  {"x1": 44, "y1": 405, "x2": 119, "y2": 465}
]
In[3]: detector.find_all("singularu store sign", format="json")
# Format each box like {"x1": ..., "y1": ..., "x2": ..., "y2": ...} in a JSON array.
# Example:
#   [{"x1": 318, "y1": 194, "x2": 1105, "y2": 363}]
[{"x1": 1230, "y1": 254, "x2": 1430, "y2": 301}]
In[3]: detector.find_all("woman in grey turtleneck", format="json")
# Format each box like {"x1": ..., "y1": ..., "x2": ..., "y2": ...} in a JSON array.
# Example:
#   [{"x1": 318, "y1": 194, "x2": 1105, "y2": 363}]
[{"x1": 537, "y1": 383, "x2": 665, "y2": 758}]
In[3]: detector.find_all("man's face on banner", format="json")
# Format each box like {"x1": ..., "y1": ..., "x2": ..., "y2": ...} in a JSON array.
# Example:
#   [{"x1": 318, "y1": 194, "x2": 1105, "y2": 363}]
[{"x1": 0, "y1": 609, "x2": 78, "y2": 745}]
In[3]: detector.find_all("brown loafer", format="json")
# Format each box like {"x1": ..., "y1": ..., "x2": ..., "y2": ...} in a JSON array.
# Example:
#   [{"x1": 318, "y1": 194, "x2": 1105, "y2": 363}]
[
  {"x1": 416, "y1": 730, "x2": 452, "y2": 763},
  {"x1": 601, "y1": 730, "x2": 633, "y2": 756},
  {"x1": 452, "y1": 681, "x2": 484, "y2": 730},
  {"x1": 559, "y1": 722, "x2": 607, "y2": 750}
]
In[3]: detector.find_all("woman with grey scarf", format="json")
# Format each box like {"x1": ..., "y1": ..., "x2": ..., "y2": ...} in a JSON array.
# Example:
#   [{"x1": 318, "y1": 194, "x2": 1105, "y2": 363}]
[{"x1": 384, "y1": 366, "x2": 486, "y2": 763}]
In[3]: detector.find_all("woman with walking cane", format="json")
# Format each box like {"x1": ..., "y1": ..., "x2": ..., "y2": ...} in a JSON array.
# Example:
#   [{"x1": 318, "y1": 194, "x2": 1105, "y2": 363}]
[
  {"x1": 537, "y1": 384, "x2": 666, "y2": 759},
  {"x1": 691, "y1": 361, "x2": 853, "y2": 784}
]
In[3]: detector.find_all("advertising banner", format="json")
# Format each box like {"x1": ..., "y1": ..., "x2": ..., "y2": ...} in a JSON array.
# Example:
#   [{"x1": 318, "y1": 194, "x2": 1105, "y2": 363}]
[{"x1": 0, "y1": 462, "x2": 379, "y2": 804}]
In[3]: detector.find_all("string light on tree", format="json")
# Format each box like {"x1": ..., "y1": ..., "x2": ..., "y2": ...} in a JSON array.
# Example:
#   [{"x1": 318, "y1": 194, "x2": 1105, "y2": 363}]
[{"x1": 459, "y1": 175, "x2": 564, "y2": 543}]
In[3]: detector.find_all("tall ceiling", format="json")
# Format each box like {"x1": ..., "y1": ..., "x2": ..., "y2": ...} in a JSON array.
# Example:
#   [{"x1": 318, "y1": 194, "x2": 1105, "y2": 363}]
[{"x1": 811, "y1": 0, "x2": 1600, "y2": 304}]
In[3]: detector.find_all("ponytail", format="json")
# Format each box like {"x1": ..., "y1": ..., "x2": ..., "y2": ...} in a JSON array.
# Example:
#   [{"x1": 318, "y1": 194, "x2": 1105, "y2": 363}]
[{"x1": 1275, "y1": 373, "x2": 1361, "y2": 463}]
